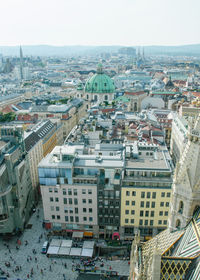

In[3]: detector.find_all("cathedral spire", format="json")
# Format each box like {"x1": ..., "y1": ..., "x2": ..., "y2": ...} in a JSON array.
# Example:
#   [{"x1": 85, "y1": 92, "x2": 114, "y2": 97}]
[
  {"x1": 19, "y1": 46, "x2": 23, "y2": 80},
  {"x1": 169, "y1": 113, "x2": 200, "y2": 231}
]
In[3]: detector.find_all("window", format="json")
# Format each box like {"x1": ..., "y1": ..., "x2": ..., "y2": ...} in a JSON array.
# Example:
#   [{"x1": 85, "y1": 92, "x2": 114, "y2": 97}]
[
  {"x1": 150, "y1": 220, "x2": 154, "y2": 226},
  {"x1": 145, "y1": 211, "x2": 149, "y2": 217},
  {"x1": 167, "y1": 192, "x2": 171, "y2": 198},
  {"x1": 139, "y1": 219, "x2": 143, "y2": 226},
  {"x1": 158, "y1": 220, "x2": 162, "y2": 225},
  {"x1": 126, "y1": 191, "x2": 130, "y2": 196},
  {"x1": 82, "y1": 189, "x2": 86, "y2": 194},
  {"x1": 56, "y1": 206, "x2": 60, "y2": 211},
  {"x1": 140, "y1": 211, "x2": 144, "y2": 217},
  {"x1": 83, "y1": 208, "x2": 87, "y2": 213},
  {"x1": 145, "y1": 220, "x2": 148, "y2": 226},
  {"x1": 75, "y1": 208, "x2": 78, "y2": 214},
  {"x1": 54, "y1": 188, "x2": 58, "y2": 193},
  {"x1": 88, "y1": 189, "x2": 92, "y2": 194},
  {"x1": 74, "y1": 198, "x2": 78, "y2": 205},
  {"x1": 69, "y1": 198, "x2": 72, "y2": 204},
  {"x1": 141, "y1": 192, "x2": 145, "y2": 198},
  {"x1": 125, "y1": 219, "x2": 129, "y2": 223},
  {"x1": 65, "y1": 216, "x2": 68, "y2": 222},
  {"x1": 146, "y1": 201, "x2": 150, "y2": 208},
  {"x1": 89, "y1": 217, "x2": 93, "y2": 222},
  {"x1": 152, "y1": 202, "x2": 155, "y2": 208},
  {"x1": 68, "y1": 189, "x2": 72, "y2": 195},
  {"x1": 140, "y1": 201, "x2": 144, "y2": 207},
  {"x1": 57, "y1": 215, "x2": 60, "y2": 220},
  {"x1": 88, "y1": 199, "x2": 92, "y2": 204},
  {"x1": 89, "y1": 208, "x2": 93, "y2": 213},
  {"x1": 132, "y1": 201, "x2": 135, "y2": 206},
  {"x1": 63, "y1": 189, "x2": 66, "y2": 195},
  {"x1": 151, "y1": 211, "x2": 154, "y2": 217},
  {"x1": 131, "y1": 219, "x2": 134, "y2": 224},
  {"x1": 50, "y1": 197, "x2": 53, "y2": 202},
  {"x1": 147, "y1": 192, "x2": 151, "y2": 199},
  {"x1": 64, "y1": 178, "x2": 68, "y2": 184},
  {"x1": 160, "y1": 202, "x2": 164, "y2": 207},
  {"x1": 52, "y1": 215, "x2": 55, "y2": 219},
  {"x1": 50, "y1": 206, "x2": 54, "y2": 211},
  {"x1": 83, "y1": 217, "x2": 87, "y2": 221},
  {"x1": 49, "y1": 188, "x2": 53, "y2": 193},
  {"x1": 165, "y1": 211, "x2": 168, "y2": 216},
  {"x1": 166, "y1": 202, "x2": 169, "y2": 207},
  {"x1": 152, "y1": 192, "x2": 156, "y2": 199},
  {"x1": 64, "y1": 207, "x2": 68, "y2": 213},
  {"x1": 74, "y1": 189, "x2": 77, "y2": 196},
  {"x1": 63, "y1": 198, "x2": 67, "y2": 204},
  {"x1": 75, "y1": 216, "x2": 79, "y2": 223},
  {"x1": 161, "y1": 192, "x2": 165, "y2": 197},
  {"x1": 126, "y1": 200, "x2": 129, "y2": 206},
  {"x1": 132, "y1": 191, "x2": 136, "y2": 196},
  {"x1": 164, "y1": 220, "x2": 167, "y2": 225},
  {"x1": 159, "y1": 211, "x2": 163, "y2": 216},
  {"x1": 125, "y1": 210, "x2": 129, "y2": 215},
  {"x1": 82, "y1": 199, "x2": 86, "y2": 204},
  {"x1": 131, "y1": 210, "x2": 135, "y2": 215},
  {"x1": 55, "y1": 197, "x2": 59, "y2": 202},
  {"x1": 70, "y1": 216, "x2": 74, "y2": 222}
]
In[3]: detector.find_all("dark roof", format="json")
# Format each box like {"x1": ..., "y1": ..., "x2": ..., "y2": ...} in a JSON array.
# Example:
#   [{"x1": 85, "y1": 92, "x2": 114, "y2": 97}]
[
  {"x1": 34, "y1": 120, "x2": 55, "y2": 140},
  {"x1": 24, "y1": 131, "x2": 41, "y2": 152}
]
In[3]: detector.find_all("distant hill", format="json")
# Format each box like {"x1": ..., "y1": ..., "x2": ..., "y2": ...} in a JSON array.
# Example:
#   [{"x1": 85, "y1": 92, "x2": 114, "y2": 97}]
[{"x1": 0, "y1": 44, "x2": 200, "y2": 57}]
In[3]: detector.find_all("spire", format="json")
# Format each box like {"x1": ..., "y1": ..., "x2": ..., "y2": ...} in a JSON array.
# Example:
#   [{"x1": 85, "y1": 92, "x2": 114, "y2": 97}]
[{"x1": 19, "y1": 46, "x2": 23, "y2": 80}]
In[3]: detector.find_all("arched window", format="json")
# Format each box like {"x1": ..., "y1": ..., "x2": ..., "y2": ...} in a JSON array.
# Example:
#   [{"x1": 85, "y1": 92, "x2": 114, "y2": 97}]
[
  {"x1": 86, "y1": 95, "x2": 89, "y2": 100},
  {"x1": 104, "y1": 95, "x2": 108, "y2": 101},
  {"x1": 178, "y1": 201, "x2": 184, "y2": 214},
  {"x1": 94, "y1": 95, "x2": 98, "y2": 102},
  {"x1": 176, "y1": 219, "x2": 181, "y2": 229},
  {"x1": 134, "y1": 102, "x2": 137, "y2": 112}
]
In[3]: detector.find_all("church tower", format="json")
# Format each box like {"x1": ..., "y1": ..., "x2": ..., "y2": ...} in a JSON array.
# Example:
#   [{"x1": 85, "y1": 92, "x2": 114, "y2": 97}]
[
  {"x1": 19, "y1": 46, "x2": 23, "y2": 80},
  {"x1": 169, "y1": 114, "x2": 200, "y2": 231}
]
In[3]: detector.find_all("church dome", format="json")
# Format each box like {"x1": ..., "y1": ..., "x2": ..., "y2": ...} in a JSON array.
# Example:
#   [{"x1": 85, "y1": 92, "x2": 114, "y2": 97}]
[{"x1": 85, "y1": 64, "x2": 115, "y2": 94}]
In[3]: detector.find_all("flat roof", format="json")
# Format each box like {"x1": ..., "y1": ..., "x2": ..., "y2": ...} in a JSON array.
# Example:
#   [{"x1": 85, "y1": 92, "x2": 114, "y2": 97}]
[
  {"x1": 126, "y1": 151, "x2": 171, "y2": 171},
  {"x1": 57, "y1": 247, "x2": 71, "y2": 256},
  {"x1": 70, "y1": 247, "x2": 82, "y2": 256},
  {"x1": 47, "y1": 246, "x2": 59, "y2": 255},
  {"x1": 61, "y1": 240, "x2": 72, "y2": 248},
  {"x1": 72, "y1": 231, "x2": 84, "y2": 239},
  {"x1": 81, "y1": 248, "x2": 93, "y2": 257},
  {"x1": 50, "y1": 239, "x2": 62, "y2": 247}
]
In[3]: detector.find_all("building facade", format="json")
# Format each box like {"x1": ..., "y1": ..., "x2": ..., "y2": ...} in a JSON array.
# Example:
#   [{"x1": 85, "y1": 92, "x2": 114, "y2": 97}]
[{"x1": 0, "y1": 126, "x2": 35, "y2": 234}]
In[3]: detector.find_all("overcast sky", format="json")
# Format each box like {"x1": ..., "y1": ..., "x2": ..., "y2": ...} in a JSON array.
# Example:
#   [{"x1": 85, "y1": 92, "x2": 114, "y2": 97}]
[{"x1": 0, "y1": 0, "x2": 200, "y2": 46}]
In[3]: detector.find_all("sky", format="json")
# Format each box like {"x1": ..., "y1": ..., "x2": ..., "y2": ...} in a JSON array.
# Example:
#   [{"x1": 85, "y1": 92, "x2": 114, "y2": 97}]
[{"x1": 0, "y1": 0, "x2": 200, "y2": 46}]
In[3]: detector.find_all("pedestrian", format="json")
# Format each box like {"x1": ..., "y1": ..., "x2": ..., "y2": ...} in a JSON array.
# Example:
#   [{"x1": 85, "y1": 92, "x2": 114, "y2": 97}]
[
  {"x1": 35, "y1": 257, "x2": 37, "y2": 262},
  {"x1": 27, "y1": 274, "x2": 29, "y2": 279},
  {"x1": 49, "y1": 265, "x2": 52, "y2": 271},
  {"x1": 41, "y1": 268, "x2": 43, "y2": 275}
]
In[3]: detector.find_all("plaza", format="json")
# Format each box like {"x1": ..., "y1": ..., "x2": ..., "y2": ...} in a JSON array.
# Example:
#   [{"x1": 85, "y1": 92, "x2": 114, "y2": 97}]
[{"x1": 0, "y1": 203, "x2": 129, "y2": 280}]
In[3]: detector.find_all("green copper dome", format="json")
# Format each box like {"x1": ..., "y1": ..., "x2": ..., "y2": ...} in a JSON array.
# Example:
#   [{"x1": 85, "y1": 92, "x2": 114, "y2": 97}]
[{"x1": 85, "y1": 64, "x2": 115, "y2": 94}]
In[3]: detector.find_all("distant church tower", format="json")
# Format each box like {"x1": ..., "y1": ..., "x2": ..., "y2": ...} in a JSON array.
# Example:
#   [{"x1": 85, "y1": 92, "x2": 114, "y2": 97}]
[
  {"x1": 19, "y1": 46, "x2": 23, "y2": 80},
  {"x1": 169, "y1": 114, "x2": 200, "y2": 231}
]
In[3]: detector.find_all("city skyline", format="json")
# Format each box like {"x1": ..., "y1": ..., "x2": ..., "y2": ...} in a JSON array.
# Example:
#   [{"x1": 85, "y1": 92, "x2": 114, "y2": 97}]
[{"x1": 1, "y1": 0, "x2": 200, "y2": 47}]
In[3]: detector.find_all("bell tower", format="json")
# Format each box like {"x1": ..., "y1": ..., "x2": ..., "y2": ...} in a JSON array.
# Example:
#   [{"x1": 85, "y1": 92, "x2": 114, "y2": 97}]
[{"x1": 169, "y1": 114, "x2": 200, "y2": 231}]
